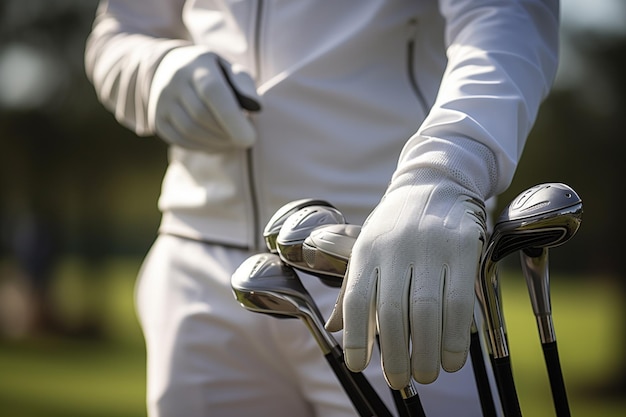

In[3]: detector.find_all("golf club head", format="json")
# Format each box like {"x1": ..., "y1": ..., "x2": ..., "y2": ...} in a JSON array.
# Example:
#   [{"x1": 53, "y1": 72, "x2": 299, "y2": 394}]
[
  {"x1": 302, "y1": 223, "x2": 362, "y2": 283},
  {"x1": 232, "y1": 253, "x2": 313, "y2": 318},
  {"x1": 478, "y1": 183, "x2": 582, "y2": 359},
  {"x1": 263, "y1": 199, "x2": 335, "y2": 253},
  {"x1": 231, "y1": 253, "x2": 337, "y2": 353},
  {"x1": 276, "y1": 205, "x2": 346, "y2": 272},
  {"x1": 489, "y1": 183, "x2": 582, "y2": 262}
]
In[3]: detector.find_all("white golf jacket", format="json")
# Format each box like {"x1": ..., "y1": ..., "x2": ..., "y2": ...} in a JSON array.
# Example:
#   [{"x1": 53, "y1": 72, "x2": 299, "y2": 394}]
[{"x1": 85, "y1": 0, "x2": 559, "y2": 250}]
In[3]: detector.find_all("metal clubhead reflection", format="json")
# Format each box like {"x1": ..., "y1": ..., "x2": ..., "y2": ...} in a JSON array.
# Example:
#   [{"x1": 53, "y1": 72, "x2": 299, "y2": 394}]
[
  {"x1": 231, "y1": 253, "x2": 337, "y2": 354},
  {"x1": 276, "y1": 205, "x2": 346, "y2": 272},
  {"x1": 263, "y1": 199, "x2": 335, "y2": 253},
  {"x1": 489, "y1": 183, "x2": 582, "y2": 262}
]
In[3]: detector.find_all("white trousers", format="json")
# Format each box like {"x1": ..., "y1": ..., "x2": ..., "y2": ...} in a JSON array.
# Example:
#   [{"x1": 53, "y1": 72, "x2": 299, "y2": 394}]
[{"x1": 135, "y1": 234, "x2": 490, "y2": 417}]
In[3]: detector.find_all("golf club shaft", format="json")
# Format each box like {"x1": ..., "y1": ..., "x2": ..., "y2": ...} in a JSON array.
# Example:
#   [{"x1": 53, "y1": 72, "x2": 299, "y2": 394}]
[
  {"x1": 374, "y1": 335, "x2": 427, "y2": 417},
  {"x1": 280, "y1": 258, "x2": 427, "y2": 417},
  {"x1": 520, "y1": 249, "x2": 571, "y2": 417},
  {"x1": 479, "y1": 257, "x2": 522, "y2": 417},
  {"x1": 492, "y1": 357, "x2": 522, "y2": 417},
  {"x1": 326, "y1": 346, "x2": 393, "y2": 417},
  {"x1": 301, "y1": 304, "x2": 395, "y2": 417},
  {"x1": 400, "y1": 390, "x2": 427, "y2": 417},
  {"x1": 470, "y1": 322, "x2": 498, "y2": 417}
]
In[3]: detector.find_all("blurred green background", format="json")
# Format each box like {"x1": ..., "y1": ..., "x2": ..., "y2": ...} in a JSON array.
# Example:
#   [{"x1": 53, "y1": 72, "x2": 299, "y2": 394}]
[{"x1": 0, "y1": 0, "x2": 624, "y2": 416}]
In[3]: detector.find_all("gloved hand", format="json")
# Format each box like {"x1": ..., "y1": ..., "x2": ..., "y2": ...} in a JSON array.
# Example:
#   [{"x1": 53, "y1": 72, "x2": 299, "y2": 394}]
[
  {"x1": 326, "y1": 137, "x2": 495, "y2": 390},
  {"x1": 148, "y1": 45, "x2": 261, "y2": 151}
]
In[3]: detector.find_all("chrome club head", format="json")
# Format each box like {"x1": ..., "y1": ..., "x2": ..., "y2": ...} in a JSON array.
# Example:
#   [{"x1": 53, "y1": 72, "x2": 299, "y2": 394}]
[
  {"x1": 478, "y1": 183, "x2": 582, "y2": 359},
  {"x1": 231, "y1": 253, "x2": 338, "y2": 353},
  {"x1": 302, "y1": 223, "x2": 361, "y2": 281},
  {"x1": 275, "y1": 205, "x2": 346, "y2": 272},
  {"x1": 488, "y1": 183, "x2": 582, "y2": 262},
  {"x1": 263, "y1": 199, "x2": 335, "y2": 253}
]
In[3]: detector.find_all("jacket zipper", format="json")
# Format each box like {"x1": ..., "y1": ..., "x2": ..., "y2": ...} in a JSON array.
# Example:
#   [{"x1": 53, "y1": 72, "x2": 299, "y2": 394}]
[
  {"x1": 245, "y1": 0, "x2": 265, "y2": 252},
  {"x1": 246, "y1": 148, "x2": 260, "y2": 251},
  {"x1": 406, "y1": 19, "x2": 428, "y2": 113}
]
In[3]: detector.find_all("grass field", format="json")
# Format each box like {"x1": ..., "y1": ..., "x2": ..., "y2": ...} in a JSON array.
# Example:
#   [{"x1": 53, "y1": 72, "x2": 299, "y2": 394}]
[{"x1": 0, "y1": 257, "x2": 625, "y2": 416}]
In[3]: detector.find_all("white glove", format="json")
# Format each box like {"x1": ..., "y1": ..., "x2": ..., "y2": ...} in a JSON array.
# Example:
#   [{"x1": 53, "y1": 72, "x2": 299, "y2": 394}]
[
  {"x1": 148, "y1": 45, "x2": 261, "y2": 151},
  {"x1": 326, "y1": 137, "x2": 495, "y2": 390}
]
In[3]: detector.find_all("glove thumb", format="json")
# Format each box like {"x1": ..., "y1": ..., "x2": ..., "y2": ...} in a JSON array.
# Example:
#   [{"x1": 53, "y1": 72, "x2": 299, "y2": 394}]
[{"x1": 325, "y1": 271, "x2": 348, "y2": 332}]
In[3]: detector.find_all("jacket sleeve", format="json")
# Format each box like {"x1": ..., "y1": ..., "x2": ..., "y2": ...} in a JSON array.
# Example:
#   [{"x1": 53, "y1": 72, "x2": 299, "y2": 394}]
[
  {"x1": 84, "y1": 0, "x2": 190, "y2": 136},
  {"x1": 411, "y1": 0, "x2": 560, "y2": 196}
]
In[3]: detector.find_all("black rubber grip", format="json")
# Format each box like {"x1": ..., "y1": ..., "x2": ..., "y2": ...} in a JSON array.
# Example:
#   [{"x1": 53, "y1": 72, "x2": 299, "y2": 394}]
[
  {"x1": 325, "y1": 348, "x2": 393, "y2": 417},
  {"x1": 402, "y1": 392, "x2": 427, "y2": 417},
  {"x1": 217, "y1": 59, "x2": 262, "y2": 112}
]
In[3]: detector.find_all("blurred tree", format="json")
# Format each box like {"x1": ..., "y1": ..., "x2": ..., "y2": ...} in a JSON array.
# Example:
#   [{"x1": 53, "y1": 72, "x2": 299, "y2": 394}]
[{"x1": 0, "y1": 0, "x2": 167, "y2": 338}]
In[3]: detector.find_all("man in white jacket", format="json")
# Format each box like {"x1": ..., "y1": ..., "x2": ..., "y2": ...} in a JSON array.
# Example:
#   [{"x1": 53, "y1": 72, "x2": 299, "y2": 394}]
[{"x1": 85, "y1": 1, "x2": 559, "y2": 416}]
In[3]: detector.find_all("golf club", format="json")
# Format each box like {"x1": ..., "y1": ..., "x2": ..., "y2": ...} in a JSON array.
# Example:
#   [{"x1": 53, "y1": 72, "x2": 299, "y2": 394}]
[
  {"x1": 514, "y1": 183, "x2": 582, "y2": 417},
  {"x1": 479, "y1": 182, "x2": 583, "y2": 417},
  {"x1": 231, "y1": 253, "x2": 393, "y2": 417}
]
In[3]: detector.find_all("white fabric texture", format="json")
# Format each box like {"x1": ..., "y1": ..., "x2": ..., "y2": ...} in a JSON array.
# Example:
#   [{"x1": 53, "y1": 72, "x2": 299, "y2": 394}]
[{"x1": 135, "y1": 234, "x2": 488, "y2": 416}]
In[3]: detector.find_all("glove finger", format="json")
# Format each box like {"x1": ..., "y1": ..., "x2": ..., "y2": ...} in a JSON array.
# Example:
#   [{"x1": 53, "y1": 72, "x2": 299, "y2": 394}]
[
  {"x1": 342, "y1": 265, "x2": 378, "y2": 374},
  {"x1": 167, "y1": 100, "x2": 231, "y2": 150},
  {"x1": 177, "y1": 84, "x2": 230, "y2": 136},
  {"x1": 155, "y1": 118, "x2": 188, "y2": 149},
  {"x1": 377, "y1": 263, "x2": 412, "y2": 390},
  {"x1": 409, "y1": 260, "x2": 444, "y2": 384},
  {"x1": 441, "y1": 207, "x2": 485, "y2": 372},
  {"x1": 193, "y1": 64, "x2": 257, "y2": 148}
]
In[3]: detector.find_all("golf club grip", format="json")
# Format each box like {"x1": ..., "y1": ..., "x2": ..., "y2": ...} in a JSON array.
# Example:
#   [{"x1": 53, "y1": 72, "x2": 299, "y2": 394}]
[
  {"x1": 470, "y1": 331, "x2": 498, "y2": 417},
  {"x1": 325, "y1": 348, "x2": 393, "y2": 417},
  {"x1": 542, "y1": 341, "x2": 571, "y2": 417},
  {"x1": 493, "y1": 357, "x2": 522, "y2": 417}
]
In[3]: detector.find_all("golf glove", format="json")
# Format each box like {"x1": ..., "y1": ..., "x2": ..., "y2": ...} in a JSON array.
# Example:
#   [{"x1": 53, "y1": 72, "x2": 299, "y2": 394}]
[
  {"x1": 148, "y1": 45, "x2": 261, "y2": 152},
  {"x1": 326, "y1": 137, "x2": 497, "y2": 390}
]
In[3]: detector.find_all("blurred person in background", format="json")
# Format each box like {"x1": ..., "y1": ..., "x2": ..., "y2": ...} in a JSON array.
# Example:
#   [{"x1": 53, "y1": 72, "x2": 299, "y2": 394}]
[{"x1": 84, "y1": 1, "x2": 559, "y2": 416}]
